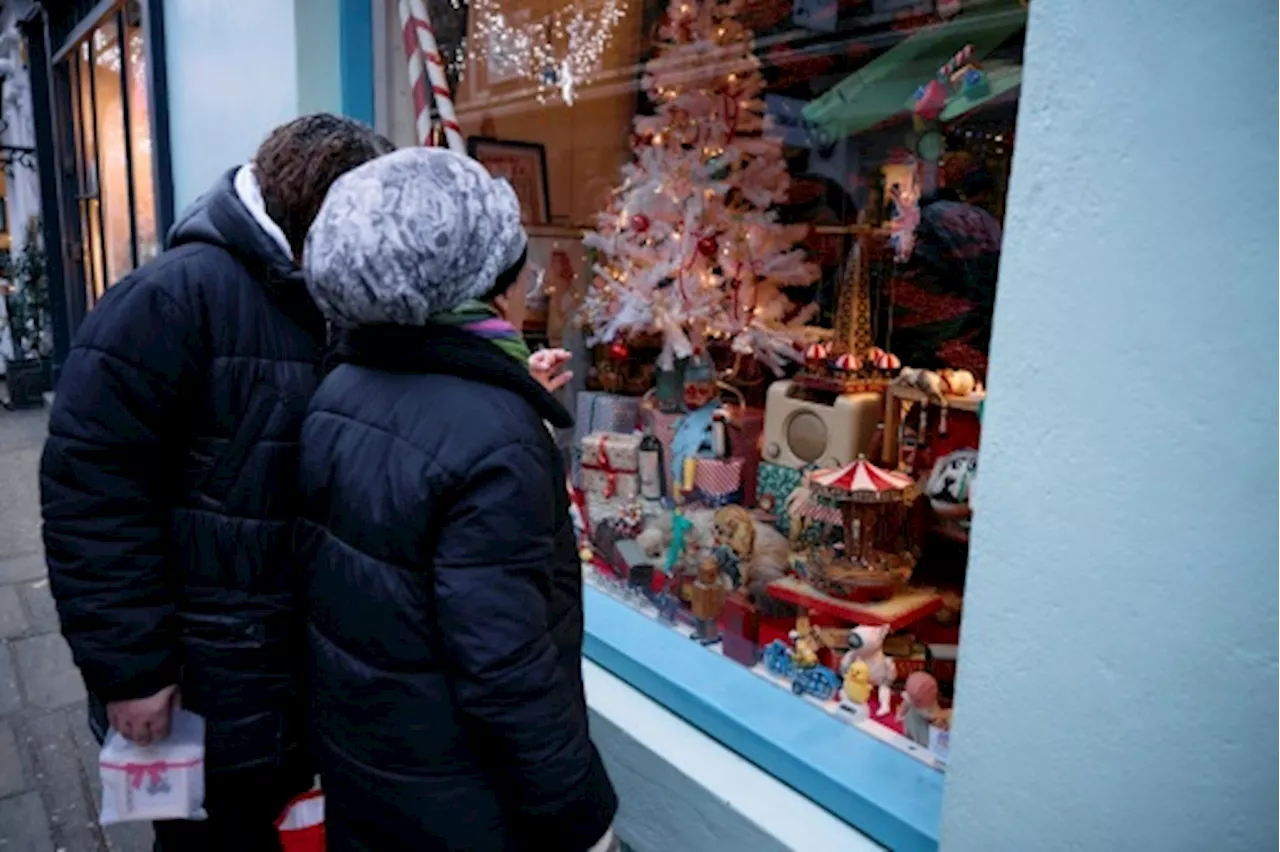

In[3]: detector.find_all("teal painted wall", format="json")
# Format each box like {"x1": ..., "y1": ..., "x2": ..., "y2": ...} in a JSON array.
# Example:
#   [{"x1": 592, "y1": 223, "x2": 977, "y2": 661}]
[
  {"x1": 940, "y1": 1, "x2": 1278, "y2": 849},
  {"x1": 163, "y1": 0, "x2": 300, "y2": 212},
  {"x1": 296, "y1": 0, "x2": 343, "y2": 116},
  {"x1": 163, "y1": 0, "x2": 361, "y2": 213},
  {"x1": 338, "y1": 0, "x2": 375, "y2": 125}
]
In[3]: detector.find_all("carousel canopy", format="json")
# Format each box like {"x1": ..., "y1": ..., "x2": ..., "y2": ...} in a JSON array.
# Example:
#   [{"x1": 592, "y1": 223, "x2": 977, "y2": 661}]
[{"x1": 812, "y1": 457, "x2": 914, "y2": 499}]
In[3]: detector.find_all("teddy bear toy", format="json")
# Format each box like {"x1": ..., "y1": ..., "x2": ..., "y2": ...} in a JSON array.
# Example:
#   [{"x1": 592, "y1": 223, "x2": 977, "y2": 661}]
[{"x1": 638, "y1": 507, "x2": 792, "y2": 615}]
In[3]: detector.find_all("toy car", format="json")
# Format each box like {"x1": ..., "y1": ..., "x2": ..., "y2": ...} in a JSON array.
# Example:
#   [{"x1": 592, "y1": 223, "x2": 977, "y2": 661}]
[
  {"x1": 762, "y1": 640, "x2": 841, "y2": 701},
  {"x1": 763, "y1": 639, "x2": 795, "y2": 677},
  {"x1": 792, "y1": 665, "x2": 841, "y2": 701}
]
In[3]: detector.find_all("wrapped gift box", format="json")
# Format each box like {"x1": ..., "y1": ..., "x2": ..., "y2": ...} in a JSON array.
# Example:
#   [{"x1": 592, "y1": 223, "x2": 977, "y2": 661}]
[
  {"x1": 572, "y1": 392, "x2": 642, "y2": 485},
  {"x1": 580, "y1": 432, "x2": 641, "y2": 500},
  {"x1": 755, "y1": 461, "x2": 805, "y2": 534},
  {"x1": 722, "y1": 633, "x2": 760, "y2": 667},
  {"x1": 725, "y1": 407, "x2": 764, "y2": 506},
  {"x1": 721, "y1": 595, "x2": 759, "y2": 642},
  {"x1": 691, "y1": 457, "x2": 745, "y2": 507},
  {"x1": 639, "y1": 405, "x2": 762, "y2": 504}
]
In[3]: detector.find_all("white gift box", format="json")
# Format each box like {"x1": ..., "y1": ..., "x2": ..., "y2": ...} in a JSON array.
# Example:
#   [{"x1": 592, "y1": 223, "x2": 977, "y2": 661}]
[
  {"x1": 99, "y1": 709, "x2": 208, "y2": 824},
  {"x1": 580, "y1": 432, "x2": 641, "y2": 500}
]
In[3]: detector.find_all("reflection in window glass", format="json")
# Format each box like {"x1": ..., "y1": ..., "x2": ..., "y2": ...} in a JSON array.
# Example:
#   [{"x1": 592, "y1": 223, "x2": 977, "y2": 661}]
[
  {"x1": 55, "y1": 4, "x2": 160, "y2": 310},
  {"x1": 91, "y1": 16, "x2": 132, "y2": 288},
  {"x1": 124, "y1": 13, "x2": 158, "y2": 264},
  {"x1": 76, "y1": 41, "x2": 105, "y2": 305},
  {"x1": 397, "y1": 0, "x2": 1027, "y2": 775}
]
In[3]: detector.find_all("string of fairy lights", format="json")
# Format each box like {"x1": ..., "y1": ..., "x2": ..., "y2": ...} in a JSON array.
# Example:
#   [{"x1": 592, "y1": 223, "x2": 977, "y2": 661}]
[{"x1": 467, "y1": 0, "x2": 626, "y2": 104}]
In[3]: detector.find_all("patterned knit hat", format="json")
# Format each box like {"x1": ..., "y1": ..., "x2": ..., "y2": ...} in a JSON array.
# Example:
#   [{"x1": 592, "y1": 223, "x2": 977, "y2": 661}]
[{"x1": 303, "y1": 147, "x2": 527, "y2": 327}]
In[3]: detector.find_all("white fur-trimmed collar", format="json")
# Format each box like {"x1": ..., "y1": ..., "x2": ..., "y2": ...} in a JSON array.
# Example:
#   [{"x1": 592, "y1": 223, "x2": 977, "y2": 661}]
[{"x1": 233, "y1": 163, "x2": 293, "y2": 262}]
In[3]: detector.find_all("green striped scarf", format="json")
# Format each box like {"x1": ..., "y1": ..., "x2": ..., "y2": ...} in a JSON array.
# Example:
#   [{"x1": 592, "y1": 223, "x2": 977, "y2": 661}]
[{"x1": 430, "y1": 299, "x2": 531, "y2": 367}]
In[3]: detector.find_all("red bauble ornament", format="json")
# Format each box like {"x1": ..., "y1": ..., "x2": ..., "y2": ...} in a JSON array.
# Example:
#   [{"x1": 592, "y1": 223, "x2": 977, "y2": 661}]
[
  {"x1": 631, "y1": 214, "x2": 651, "y2": 233},
  {"x1": 607, "y1": 341, "x2": 630, "y2": 362},
  {"x1": 697, "y1": 235, "x2": 718, "y2": 257}
]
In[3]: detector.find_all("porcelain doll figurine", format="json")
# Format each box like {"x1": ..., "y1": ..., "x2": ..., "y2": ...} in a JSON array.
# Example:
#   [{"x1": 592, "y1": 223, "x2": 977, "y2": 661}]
[
  {"x1": 840, "y1": 624, "x2": 897, "y2": 716},
  {"x1": 897, "y1": 671, "x2": 948, "y2": 746}
]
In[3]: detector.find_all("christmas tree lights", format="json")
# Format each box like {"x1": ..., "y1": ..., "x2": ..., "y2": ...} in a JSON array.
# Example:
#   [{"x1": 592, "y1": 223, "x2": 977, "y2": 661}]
[{"x1": 583, "y1": 0, "x2": 818, "y2": 371}]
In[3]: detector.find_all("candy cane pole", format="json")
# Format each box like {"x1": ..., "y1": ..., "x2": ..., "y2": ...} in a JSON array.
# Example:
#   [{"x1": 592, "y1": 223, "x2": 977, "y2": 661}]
[
  {"x1": 938, "y1": 44, "x2": 974, "y2": 80},
  {"x1": 402, "y1": 0, "x2": 465, "y2": 153},
  {"x1": 396, "y1": 0, "x2": 433, "y2": 145}
]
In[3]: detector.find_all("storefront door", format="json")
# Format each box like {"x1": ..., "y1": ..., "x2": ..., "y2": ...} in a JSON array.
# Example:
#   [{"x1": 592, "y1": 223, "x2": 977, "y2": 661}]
[{"x1": 49, "y1": 0, "x2": 159, "y2": 323}]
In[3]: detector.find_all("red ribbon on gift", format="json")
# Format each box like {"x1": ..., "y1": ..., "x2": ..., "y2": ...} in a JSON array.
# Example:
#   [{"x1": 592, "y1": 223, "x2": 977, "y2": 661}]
[
  {"x1": 582, "y1": 435, "x2": 638, "y2": 499},
  {"x1": 100, "y1": 758, "x2": 200, "y2": 790}
]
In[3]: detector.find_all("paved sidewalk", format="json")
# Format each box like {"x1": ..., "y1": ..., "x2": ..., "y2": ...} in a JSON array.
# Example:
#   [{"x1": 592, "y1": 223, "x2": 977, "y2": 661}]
[{"x1": 0, "y1": 405, "x2": 150, "y2": 852}]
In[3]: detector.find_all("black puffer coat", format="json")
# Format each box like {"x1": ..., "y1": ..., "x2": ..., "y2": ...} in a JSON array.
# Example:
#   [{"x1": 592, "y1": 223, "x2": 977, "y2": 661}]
[
  {"x1": 40, "y1": 169, "x2": 323, "y2": 773},
  {"x1": 298, "y1": 325, "x2": 617, "y2": 852}
]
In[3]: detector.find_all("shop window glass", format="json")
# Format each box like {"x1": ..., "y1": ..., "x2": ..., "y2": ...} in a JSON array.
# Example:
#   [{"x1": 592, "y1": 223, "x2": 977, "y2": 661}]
[
  {"x1": 90, "y1": 17, "x2": 132, "y2": 288},
  {"x1": 75, "y1": 40, "x2": 105, "y2": 305},
  {"x1": 383, "y1": 0, "x2": 1025, "y2": 833},
  {"x1": 124, "y1": 11, "x2": 159, "y2": 265},
  {"x1": 54, "y1": 2, "x2": 159, "y2": 310}
]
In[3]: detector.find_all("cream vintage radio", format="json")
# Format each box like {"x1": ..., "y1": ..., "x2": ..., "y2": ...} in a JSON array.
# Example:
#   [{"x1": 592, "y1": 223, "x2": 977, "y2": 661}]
[{"x1": 762, "y1": 380, "x2": 882, "y2": 470}]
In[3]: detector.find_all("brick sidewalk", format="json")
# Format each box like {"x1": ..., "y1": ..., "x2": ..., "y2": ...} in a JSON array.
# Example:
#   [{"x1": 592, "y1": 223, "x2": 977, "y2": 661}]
[{"x1": 0, "y1": 405, "x2": 150, "y2": 852}]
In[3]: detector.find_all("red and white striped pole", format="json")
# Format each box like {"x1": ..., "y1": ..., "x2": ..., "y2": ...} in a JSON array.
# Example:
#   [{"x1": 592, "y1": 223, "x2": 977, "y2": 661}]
[
  {"x1": 397, "y1": 0, "x2": 433, "y2": 146},
  {"x1": 398, "y1": 0, "x2": 465, "y2": 153}
]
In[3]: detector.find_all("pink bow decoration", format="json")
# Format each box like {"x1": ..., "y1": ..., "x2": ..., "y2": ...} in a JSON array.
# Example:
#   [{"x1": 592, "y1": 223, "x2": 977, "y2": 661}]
[{"x1": 125, "y1": 762, "x2": 168, "y2": 790}]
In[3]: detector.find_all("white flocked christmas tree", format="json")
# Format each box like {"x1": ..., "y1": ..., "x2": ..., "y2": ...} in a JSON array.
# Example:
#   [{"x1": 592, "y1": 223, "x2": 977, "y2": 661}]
[{"x1": 583, "y1": 0, "x2": 818, "y2": 371}]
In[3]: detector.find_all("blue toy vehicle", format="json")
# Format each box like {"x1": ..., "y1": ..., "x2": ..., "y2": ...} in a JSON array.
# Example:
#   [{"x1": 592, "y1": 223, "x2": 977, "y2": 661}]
[
  {"x1": 763, "y1": 639, "x2": 794, "y2": 677},
  {"x1": 762, "y1": 640, "x2": 841, "y2": 701},
  {"x1": 792, "y1": 665, "x2": 841, "y2": 701}
]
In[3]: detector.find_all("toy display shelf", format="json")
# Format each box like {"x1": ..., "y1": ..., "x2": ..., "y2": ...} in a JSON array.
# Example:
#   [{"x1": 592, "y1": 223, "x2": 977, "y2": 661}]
[
  {"x1": 581, "y1": 572, "x2": 945, "y2": 852},
  {"x1": 881, "y1": 384, "x2": 985, "y2": 468},
  {"x1": 583, "y1": 568, "x2": 944, "y2": 772},
  {"x1": 767, "y1": 577, "x2": 945, "y2": 632}
]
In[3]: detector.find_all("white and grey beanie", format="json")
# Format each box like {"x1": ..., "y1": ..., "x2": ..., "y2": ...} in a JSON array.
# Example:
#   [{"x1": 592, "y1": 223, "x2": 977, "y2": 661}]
[{"x1": 303, "y1": 147, "x2": 527, "y2": 327}]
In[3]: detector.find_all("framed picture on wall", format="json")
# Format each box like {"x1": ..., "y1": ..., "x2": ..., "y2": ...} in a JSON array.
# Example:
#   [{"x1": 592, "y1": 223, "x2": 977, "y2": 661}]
[{"x1": 467, "y1": 137, "x2": 551, "y2": 225}]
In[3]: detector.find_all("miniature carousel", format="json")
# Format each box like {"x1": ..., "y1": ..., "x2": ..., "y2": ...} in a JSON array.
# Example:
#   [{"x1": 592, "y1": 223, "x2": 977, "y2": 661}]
[{"x1": 793, "y1": 456, "x2": 920, "y2": 602}]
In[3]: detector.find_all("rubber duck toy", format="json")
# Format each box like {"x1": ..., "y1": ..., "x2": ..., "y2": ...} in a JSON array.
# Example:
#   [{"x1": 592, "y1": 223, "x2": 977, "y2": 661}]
[{"x1": 842, "y1": 660, "x2": 872, "y2": 704}]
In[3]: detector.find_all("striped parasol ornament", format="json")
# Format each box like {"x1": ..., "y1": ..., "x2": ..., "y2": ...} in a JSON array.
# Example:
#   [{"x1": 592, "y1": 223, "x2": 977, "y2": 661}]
[
  {"x1": 874, "y1": 350, "x2": 903, "y2": 374},
  {"x1": 810, "y1": 456, "x2": 917, "y2": 568},
  {"x1": 811, "y1": 456, "x2": 915, "y2": 503},
  {"x1": 803, "y1": 342, "x2": 830, "y2": 367},
  {"x1": 832, "y1": 352, "x2": 862, "y2": 373}
]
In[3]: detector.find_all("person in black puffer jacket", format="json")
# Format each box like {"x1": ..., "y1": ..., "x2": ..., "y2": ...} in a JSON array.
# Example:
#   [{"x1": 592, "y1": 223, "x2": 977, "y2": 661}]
[
  {"x1": 39, "y1": 115, "x2": 393, "y2": 851},
  {"x1": 298, "y1": 148, "x2": 618, "y2": 851}
]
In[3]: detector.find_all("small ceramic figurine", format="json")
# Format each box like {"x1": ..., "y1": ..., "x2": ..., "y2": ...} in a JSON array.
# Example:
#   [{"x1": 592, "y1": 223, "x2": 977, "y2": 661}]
[
  {"x1": 682, "y1": 353, "x2": 719, "y2": 411},
  {"x1": 938, "y1": 368, "x2": 977, "y2": 397},
  {"x1": 842, "y1": 659, "x2": 872, "y2": 704},
  {"x1": 840, "y1": 624, "x2": 897, "y2": 716},
  {"x1": 897, "y1": 671, "x2": 948, "y2": 747},
  {"x1": 788, "y1": 612, "x2": 823, "y2": 669}
]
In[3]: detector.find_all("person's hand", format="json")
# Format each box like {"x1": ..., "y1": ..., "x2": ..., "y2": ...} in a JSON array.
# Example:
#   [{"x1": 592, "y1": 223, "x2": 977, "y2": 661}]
[
  {"x1": 107, "y1": 685, "x2": 179, "y2": 745},
  {"x1": 529, "y1": 348, "x2": 573, "y2": 393}
]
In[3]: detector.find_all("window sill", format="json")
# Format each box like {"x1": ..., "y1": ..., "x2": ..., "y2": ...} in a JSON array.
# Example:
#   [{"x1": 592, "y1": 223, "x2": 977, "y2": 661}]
[
  {"x1": 582, "y1": 586, "x2": 944, "y2": 852},
  {"x1": 584, "y1": 659, "x2": 884, "y2": 852}
]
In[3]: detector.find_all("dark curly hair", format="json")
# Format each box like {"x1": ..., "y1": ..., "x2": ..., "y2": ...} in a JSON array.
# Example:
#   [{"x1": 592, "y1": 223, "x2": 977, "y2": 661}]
[{"x1": 253, "y1": 114, "x2": 395, "y2": 260}]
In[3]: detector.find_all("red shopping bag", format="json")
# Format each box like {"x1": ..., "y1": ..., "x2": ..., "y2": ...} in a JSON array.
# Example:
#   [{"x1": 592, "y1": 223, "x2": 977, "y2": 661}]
[{"x1": 276, "y1": 789, "x2": 325, "y2": 852}]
